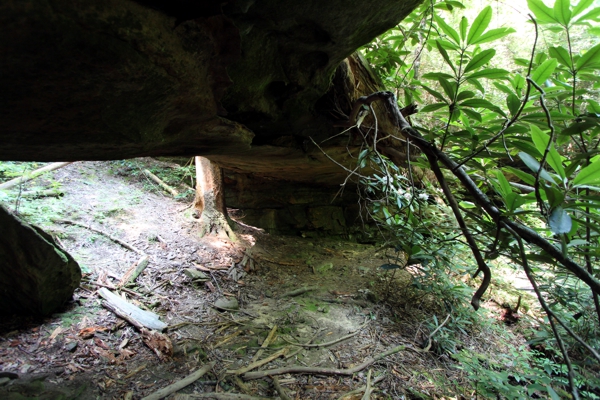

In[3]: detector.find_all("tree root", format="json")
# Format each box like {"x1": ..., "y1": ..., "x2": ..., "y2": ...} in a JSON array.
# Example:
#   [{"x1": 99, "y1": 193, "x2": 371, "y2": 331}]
[
  {"x1": 281, "y1": 322, "x2": 367, "y2": 348},
  {"x1": 198, "y1": 212, "x2": 237, "y2": 242},
  {"x1": 242, "y1": 344, "x2": 405, "y2": 380}
]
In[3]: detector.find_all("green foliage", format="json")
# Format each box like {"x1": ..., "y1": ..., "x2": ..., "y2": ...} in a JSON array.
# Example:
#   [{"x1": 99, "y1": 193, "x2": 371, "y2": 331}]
[{"x1": 359, "y1": 0, "x2": 600, "y2": 396}]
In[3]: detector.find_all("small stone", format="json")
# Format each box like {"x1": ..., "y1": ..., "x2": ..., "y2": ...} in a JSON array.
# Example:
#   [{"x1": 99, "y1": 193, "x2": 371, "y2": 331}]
[
  {"x1": 65, "y1": 341, "x2": 78, "y2": 352},
  {"x1": 0, "y1": 377, "x2": 10, "y2": 386},
  {"x1": 184, "y1": 268, "x2": 208, "y2": 281},
  {"x1": 214, "y1": 297, "x2": 239, "y2": 311},
  {"x1": 264, "y1": 290, "x2": 273, "y2": 298}
]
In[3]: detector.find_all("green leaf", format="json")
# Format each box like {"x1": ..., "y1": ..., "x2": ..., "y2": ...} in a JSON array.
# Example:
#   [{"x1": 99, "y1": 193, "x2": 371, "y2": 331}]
[
  {"x1": 421, "y1": 85, "x2": 448, "y2": 103},
  {"x1": 544, "y1": 186, "x2": 565, "y2": 208},
  {"x1": 588, "y1": 100, "x2": 600, "y2": 114},
  {"x1": 531, "y1": 58, "x2": 558, "y2": 85},
  {"x1": 460, "y1": 98, "x2": 506, "y2": 116},
  {"x1": 420, "y1": 103, "x2": 448, "y2": 113},
  {"x1": 422, "y1": 72, "x2": 455, "y2": 80},
  {"x1": 470, "y1": 27, "x2": 516, "y2": 45},
  {"x1": 438, "y1": 77, "x2": 457, "y2": 100},
  {"x1": 436, "y1": 40, "x2": 456, "y2": 73},
  {"x1": 574, "y1": 6, "x2": 600, "y2": 23},
  {"x1": 434, "y1": 39, "x2": 460, "y2": 51},
  {"x1": 493, "y1": 170, "x2": 513, "y2": 198},
  {"x1": 512, "y1": 74, "x2": 526, "y2": 93},
  {"x1": 572, "y1": 0, "x2": 593, "y2": 18},
  {"x1": 434, "y1": 14, "x2": 461, "y2": 45},
  {"x1": 507, "y1": 93, "x2": 521, "y2": 116},
  {"x1": 572, "y1": 156, "x2": 600, "y2": 186},
  {"x1": 464, "y1": 49, "x2": 496, "y2": 74},
  {"x1": 460, "y1": 107, "x2": 482, "y2": 122},
  {"x1": 505, "y1": 192, "x2": 527, "y2": 212},
  {"x1": 494, "y1": 82, "x2": 516, "y2": 95},
  {"x1": 467, "y1": 6, "x2": 492, "y2": 45},
  {"x1": 466, "y1": 68, "x2": 509, "y2": 80},
  {"x1": 548, "y1": 46, "x2": 573, "y2": 68},
  {"x1": 553, "y1": 0, "x2": 572, "y2": 26},
  {"x1": 504, "y1": 166, "x2": 536, "y2": 186},
  {"x1": 518, "y1": 152, "x2": 557, "y2": 184},
  {"x1": 527, "y1": 0, "x2": 557, "y2": 23},
  {"x1": 459, "y1": 17, "x2": 468, "y2": 41},
  {"x1": 576, "y1": 42, "x2": 600, "y2": 71},
  {"x1": 549, "y1": 206, "x2": 572, "y2": 234},
  {"x1": 561, "y1": 115, "x2": 600, "y2": 136},
  {"x1": 530, "y1": 125, "x2": 566, "y2": 180},
  {"x1": 469, "y1": 77, "x2": 485, "y2": 93},
  {"x1": 456, "y1": 90, "x2": 475, "y2": 102}
]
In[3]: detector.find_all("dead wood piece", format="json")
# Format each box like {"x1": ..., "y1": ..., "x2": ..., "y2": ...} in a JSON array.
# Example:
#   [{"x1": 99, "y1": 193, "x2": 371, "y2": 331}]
[
  {"x1": 81, "y1": 280, "x2": 142, "y2": 297},
  {"x1": 53, "y1": 218, "x2": 143, "y2": 254},
  {"x1": 213, "y1": 330, "x2": 242, "y2": 348},
  {"x1": 119, "y1": 255, "x2": 150, "y2": 286},
  {"x1": 338, "y1": 375, "x2": 384, "y2": 400},
  {"x1": 175, "y1": 393, "x2": 270, "y2": 400},
  {"x1": 242, "y1": 344, "x2": 405, "y2": 380},
  {"x1": 143, "y1": 169, "x2": 179, "y2": 197},
  {"x1": 0, "y1": 162, "x2": 72, "y2": 190},
  {"x1": 98, "y1": 288, "x2": 167, "y2": 331},
  {"x1": 141, "y1": 328, "x2": 173, "y2": 361},
  {"x1": 228, "y1": 347, "x2": 290, "y2": 375},
  {"x1": 361, "y1": 369, "x2": 373, "y2": 400},
  {"x1": 21, "y1": 189, "x2": 64, "y2": 198},
  {"x1": 141, "y1": 361, "x2": 215, "y2": 400},
  {"x1": 271, "y1": 376, "x2": 292, "y2": 400},
  {"x1": 231, "y1": 376, "x2": 252, "y2": 395},
  {"x1": 281, "y1": 323, "x2": 366, "y2": 348},
  {"x1": 279, "y1": 286, "x2": 319, "y2": 298},
  {"x1": 195, "y1": 262, "x2": 230, "y2": 271},
  {"x1": 124, "y1": 364, "x2": 147, "y2": 379},
  {"x1": 251, "y1": 325, "x2": 277, "y2": 363},
  {"x1": 285, "y1": 330, "x2": 322, "y2": 359}
]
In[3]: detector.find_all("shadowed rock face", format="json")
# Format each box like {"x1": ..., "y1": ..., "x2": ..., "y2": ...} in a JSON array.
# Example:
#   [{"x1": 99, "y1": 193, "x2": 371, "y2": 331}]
[
  {"x1": 0, "y1": 205, "x2": 81, "y2": 316},
  {"x1": 1, "y1": 0, "x2": 420, "y2": 234}
]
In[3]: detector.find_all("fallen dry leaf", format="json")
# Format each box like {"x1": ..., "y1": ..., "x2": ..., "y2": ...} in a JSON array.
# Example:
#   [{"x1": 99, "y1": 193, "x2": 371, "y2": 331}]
[{"x1": 78, "y1": 326, "x2": 108, "y2": 339}]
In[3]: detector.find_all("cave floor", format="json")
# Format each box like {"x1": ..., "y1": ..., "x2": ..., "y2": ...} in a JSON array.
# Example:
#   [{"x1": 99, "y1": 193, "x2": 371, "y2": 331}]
[{"x1": 0, "y1": 159, "x2": 524, "y2": 399}]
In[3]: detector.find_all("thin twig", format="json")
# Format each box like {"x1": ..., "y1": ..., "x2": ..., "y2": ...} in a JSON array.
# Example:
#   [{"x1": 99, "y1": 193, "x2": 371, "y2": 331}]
[{"x1": 53, "y1": 218, "x2": 143, "y2": 254}]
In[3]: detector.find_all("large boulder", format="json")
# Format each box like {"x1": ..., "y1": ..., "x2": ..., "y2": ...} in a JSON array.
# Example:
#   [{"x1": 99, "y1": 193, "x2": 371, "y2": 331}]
[{"x1": 0, "y1": 205, "x2": 81, "y2": 316}]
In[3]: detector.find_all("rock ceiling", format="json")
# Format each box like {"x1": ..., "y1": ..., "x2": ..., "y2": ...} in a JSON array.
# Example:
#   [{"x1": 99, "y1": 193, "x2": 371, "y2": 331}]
[{"x1": 1, "y1": 0, "x2": 421, "y2": 184}]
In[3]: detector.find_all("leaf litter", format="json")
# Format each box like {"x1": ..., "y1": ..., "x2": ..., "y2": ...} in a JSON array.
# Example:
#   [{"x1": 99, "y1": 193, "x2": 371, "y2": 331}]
[{"x1": 0, "y1": 159, "x2": 528, "y2": 399}]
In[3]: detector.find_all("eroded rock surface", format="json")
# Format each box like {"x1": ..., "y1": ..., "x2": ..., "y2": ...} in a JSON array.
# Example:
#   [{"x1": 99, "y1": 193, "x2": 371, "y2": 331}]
[
  {"x1": 0, "y1": 205, "x2": 81, "y2": 316},
  {"x1": 1, "y1": 0, "x2": 421, "y2": 233}
]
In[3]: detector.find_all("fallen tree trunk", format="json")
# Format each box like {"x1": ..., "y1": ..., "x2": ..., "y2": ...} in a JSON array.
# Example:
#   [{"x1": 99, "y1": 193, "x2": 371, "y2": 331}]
[
  {"x1": 0, "y1": 162, "x2": 72, "y2": 190},
  {"x1": 143, "y1": 169, "x2": 179, "y2": 197}
]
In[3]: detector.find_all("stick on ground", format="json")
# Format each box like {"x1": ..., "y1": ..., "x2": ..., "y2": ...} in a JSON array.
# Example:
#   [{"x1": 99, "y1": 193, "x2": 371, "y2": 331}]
[
  {"x1": 242, "y1": 344, "x2": 405, "y2": 380},
  {"x1": 53, "y1": 218, "x2": 143, "y2": 254},
  {"x1": 141, "y1": 362, "x2": 215, "y2": 400},
  {"x1": 0, "y1": 162, "x2": 72, "y2": 190}
]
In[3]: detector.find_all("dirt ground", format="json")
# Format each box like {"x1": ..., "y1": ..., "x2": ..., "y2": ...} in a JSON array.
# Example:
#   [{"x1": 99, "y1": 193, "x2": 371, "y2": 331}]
[{"x1": 0, "y1": 160, "x2": 519, "y2": 399}]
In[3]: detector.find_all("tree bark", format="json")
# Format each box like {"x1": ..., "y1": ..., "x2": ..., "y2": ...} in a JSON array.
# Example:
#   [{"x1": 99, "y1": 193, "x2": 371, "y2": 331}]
[{"x1": 194, "y1": 156, "x2": 236, "y2": 241}]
